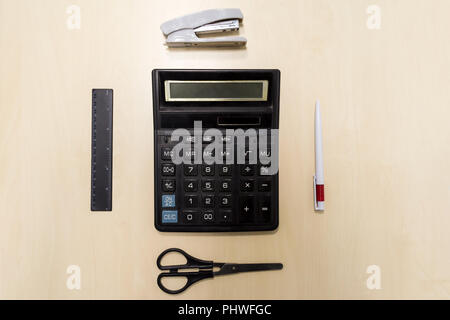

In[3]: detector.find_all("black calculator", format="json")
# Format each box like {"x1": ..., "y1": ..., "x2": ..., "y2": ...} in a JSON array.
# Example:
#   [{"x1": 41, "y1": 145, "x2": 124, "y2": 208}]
[{"x1": 152, "y1": 69, "x2": 280, "y2": 232}]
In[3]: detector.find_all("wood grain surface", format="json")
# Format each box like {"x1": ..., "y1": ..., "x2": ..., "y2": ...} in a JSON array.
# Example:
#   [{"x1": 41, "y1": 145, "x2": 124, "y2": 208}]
[{"x1": 0, "y1": 0, "x2": 449, "y2": 299}]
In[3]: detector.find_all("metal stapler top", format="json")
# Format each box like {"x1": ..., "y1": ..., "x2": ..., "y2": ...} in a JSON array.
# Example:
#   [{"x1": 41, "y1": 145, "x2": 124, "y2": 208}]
[{"x1": 160, "y1": 8, "x2": 247, "y2": 48}]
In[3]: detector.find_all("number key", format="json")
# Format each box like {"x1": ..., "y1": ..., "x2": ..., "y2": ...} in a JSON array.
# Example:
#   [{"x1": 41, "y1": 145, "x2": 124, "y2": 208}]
[
  {"x1": 184, "y1": 179, "x2": 198, "y2": 192},
  {"x1": 201, "y1": 180, "x2": 215, "y2": 192},
  {"x1": 219, "y1": 195, "x2": 232, "y2": 207},
  {"x1": 201, "y1": 210, "x2": 215, "y2": 223},
  {"x1": 184, "y1": 164, "x2": 198, "y2": 176},
  {"x1": 201, "y1": 164, "x2": 215, "y2": 176},
  {"x1": 202, "y1": 195, "x2": 215, "y2": 208},
  {"x1": 218, "y1": 165, "x2": 232, "y2": 176},
  {"x1": 220, "y1": 179, "x2": 232, "y2": 192},
  {"x1": 184, "y1": 195, "x2": 198, "y2": 208}
]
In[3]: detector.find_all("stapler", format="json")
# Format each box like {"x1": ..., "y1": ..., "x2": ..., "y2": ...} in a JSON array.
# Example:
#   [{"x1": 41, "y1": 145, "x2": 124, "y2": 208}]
[{"x1": 160, "y1": 8, "x2": 247, "y2": 48}]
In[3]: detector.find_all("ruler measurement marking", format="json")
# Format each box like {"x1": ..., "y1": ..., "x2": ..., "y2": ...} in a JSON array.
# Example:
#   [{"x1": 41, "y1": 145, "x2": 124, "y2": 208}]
[{"x1": 91, "y1": 89, "x2": 113, "y2": 211}]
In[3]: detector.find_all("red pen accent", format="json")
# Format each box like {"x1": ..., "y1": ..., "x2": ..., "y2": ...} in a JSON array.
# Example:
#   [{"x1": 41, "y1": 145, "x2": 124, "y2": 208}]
[{"x1": 316, "y1": 185, "x2": 324, "y2": 201}]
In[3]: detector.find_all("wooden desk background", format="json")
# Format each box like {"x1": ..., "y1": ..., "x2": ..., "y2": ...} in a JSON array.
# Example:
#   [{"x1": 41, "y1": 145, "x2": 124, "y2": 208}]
[{"x1": 0, "y1": 0, "x2": 449, "y2": 299}]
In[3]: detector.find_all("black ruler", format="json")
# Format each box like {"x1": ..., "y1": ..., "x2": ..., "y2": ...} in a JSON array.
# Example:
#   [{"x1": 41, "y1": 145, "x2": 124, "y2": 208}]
[{"x1": 91, "y1": 89, "x2": 113, "y2": 211}]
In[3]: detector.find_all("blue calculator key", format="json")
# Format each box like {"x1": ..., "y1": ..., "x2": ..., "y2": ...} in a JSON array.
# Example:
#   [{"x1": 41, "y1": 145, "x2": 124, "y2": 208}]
[
  {"x1": 162, "y1": 194, "x2": 176, "y2": 207},
  {"x1": 162, "y1": 210, "x2": 178, "y2": 223}
]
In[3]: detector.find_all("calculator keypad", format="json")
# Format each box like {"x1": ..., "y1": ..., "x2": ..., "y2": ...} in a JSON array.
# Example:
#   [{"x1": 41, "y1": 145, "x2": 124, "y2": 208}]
[{"x1": 156, "y1": 131, "x2": 278, "y2": 230}]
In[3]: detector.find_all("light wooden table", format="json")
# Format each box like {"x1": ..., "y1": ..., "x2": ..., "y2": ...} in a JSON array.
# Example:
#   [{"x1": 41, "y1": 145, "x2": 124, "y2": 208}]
[{"x1": 0, "y1": 0, "x2": 449, "y2": 299}]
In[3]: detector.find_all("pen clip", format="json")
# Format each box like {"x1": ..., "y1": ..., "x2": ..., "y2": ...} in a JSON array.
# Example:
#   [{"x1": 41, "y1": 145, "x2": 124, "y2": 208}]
[{"x1": 313, "y1": 175, "x2": 318, "y2": 210}]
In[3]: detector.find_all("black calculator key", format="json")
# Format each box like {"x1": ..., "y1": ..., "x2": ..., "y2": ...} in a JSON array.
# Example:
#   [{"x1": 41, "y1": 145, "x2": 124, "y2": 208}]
[
  {"x1": 182, "y1": 149, "x2": 197, "y2": 162},
  {"x1": 221, "y1": 135, "x2": 233, "y2": 143},
  {"x1": 258, "y1": 180, "x2": 271, "y2": 192},
  {"x1": 161, "y1": 135, "x2": 171, "y2": 143},
  {"x1": 202, "y1": 148, "x2": 215, "y2": 159},
  {"x1": 161, "y1": 147, "x2": 174, "y2": 160},
  {"x1": 184, "y1": 135, "x2": 198, "y2": 143},
  {"x1": 221, "y1": 149, "x2": 233, "y2": 162},
  {"x1": 201, "y1": 210, "x2": 215, "y2": 223},
  {"x1": 184, "y1": 164, "x2": 198, "y2": 176},
  {"x1": 219, "y1": 179, "x2": 232, "y2": 192},
  {"x1": 184, "y1": 180, "x2": 198, "y2": 192},
  {"x1": 218, "y1": 210, "x2": 232, "y2": 223},
  {"x1": 161, "y1": 164, "x2": 175, "y2": 176},
  {"x1": 162, "y1": 179, "x2": 176, "y2": 192},
  {"x1": 259, "y1": 147, "x2": 272, "y2": 163},
  {"x1": 201, "y1": 180, "x2": 215, "y2": 192},
  {"x1": 218, "y1": 165, "x2": 232, "y2": 176},
  {"x1": 203, "y1": 134, "x2": 213, "y2": 142},
  {"x1": 239, "y1": 196, "x2": 255, "y2": 222},
  {"x1": 219, "y1": 195, "x2": 232, "y2": 207},
  {"x1": 240, "y1": 165, "x2": 255, "y2": 176},
  {"x1": 184, "y1": 195, "x2": 198, "y2": 208},
  {"x1": 201, "y1": 164, "x2": 215, "y2": 176},
  {"x1": 202, "y1": 195, "x2": 215, "y2": 208},
  {"x1": 259, "y1": 196, "x2": 271, "y2": 214},
  {"x1": 240, "y1": 179, "x2": 254, "y2": 192},
  {"x1": 259, "y1": 165, "x2": 273, "y2": 176},
  {"x1": 183, "y1": 211, "x2": 199, "y2": 224}
]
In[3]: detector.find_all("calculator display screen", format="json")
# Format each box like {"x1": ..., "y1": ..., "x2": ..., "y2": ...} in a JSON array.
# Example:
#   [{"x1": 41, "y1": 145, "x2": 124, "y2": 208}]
[{"x1": 164, "y1": 80, "x2": 268, "y2": 102}]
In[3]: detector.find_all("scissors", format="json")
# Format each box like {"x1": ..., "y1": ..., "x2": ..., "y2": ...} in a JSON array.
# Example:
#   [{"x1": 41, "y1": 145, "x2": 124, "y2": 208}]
[{"x1": 157, "y1": 248, "x2": 283, "y2": 294}]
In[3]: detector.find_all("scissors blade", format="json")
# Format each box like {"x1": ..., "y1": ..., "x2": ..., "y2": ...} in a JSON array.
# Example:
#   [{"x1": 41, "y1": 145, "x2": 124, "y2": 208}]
[{"x1": 214, "y1": 263, "x2": 283, "y2": 276}]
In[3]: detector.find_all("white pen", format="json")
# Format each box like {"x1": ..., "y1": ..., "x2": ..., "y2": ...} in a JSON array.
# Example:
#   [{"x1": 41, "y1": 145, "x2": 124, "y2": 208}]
[{"x1": 314, "y1": 100, "x2": 325, "y2": 211}]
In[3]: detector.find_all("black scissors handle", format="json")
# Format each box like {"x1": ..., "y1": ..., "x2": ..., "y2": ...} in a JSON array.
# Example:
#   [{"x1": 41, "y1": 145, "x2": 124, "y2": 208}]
[
  {"x1": 157, "y1": 270, "x2": 214, "y2": 294},
  {"x1": 157, "y1": 248, "x2": 215, "y2": 294},
  {"x1": 157, "y1": 248, "x2": 214, "y2": 270}
]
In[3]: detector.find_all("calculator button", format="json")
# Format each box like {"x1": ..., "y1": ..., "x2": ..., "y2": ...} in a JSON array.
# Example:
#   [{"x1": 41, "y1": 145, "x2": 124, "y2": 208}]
[
  {"x1": 202, "y1": 195, "x2": 215, "y2": 208},
  {"x1": 259, "y1": 196, "x2": 271, "y2": 215},
  {"x1": 161, "y1": 135, "x2": 171, "y2": 143},
  {"x1": 182, "y1": 149, "x2": 197, "y2": 162},
  {"x1": 184, "y1": 135, "x2": 198, "y2": 143},
  {"x1": 184, "y1": 179, "x2": 198, "y2": 192},
  {"x1": 244, "y1": 149, "x2": 257, "y2": 162},
  {"x1": 161, "y1": 147, "x2": 174, "y2": 160},
  {"x1": 184, "y1": 164, "x2": 198, "y2": 176},
  {"x1": 240, "y1": 180, "x2": 254, "y2": 192},
  {"x1": 221, "y1": 135, "x2": 233, "y2": 143},
  {"x1": 259, "y1": 166, "x2": 271, "y2": 176},
  {"x1": 184, "y1": 195, "x2": 198, "y2": 208},
  {"x1": 162, "y1": 180, "x2": 176, "y2": 192},
  {"x1": 219, "y1": 195, "x2": 232, "y2": 207},
  {"x1": 258, "y1": 180, "x2": 271, "y2": 192},
  {"x1": 182, "y1": 211, "x2": 199, "y2": 224},
  {"x1": 239, "y1": 196, "x2": 255, "y2": 222},
  {"x1": 162, "y1": 210, "x2": 178, "y2": 223},
  {"x1": 221, "y1": 149, "x2": 233, "y2": 162},
  {"x1": 218, "y1": 165, "x2": 232, "y2": 176},
  {"x1": 203, "y1": 134, "x2": 213, "y2": 142},
  {"x1": 202, "y1": 148, "x2": 215, "y2": 159},
  {"x1": 161, "y1": 164, "x2": 175, "y2": 176},
  {"x1": 201, "y1": 210, "x2": 215, "y2": 223},
  {"x1": 219, "y1": 179, "x2": 232, "y2": 192},
  {"x1": 162, "y1": 194, "x2": 176, "y2": 208},
  {"x1": 201, "y1": 180, "x2": 215, "y2": 192},
  {"x1": 201, "y1": 164, "x2": 215, "y2": 176},
  {"x1": 240, "y1": 165, "x2": 255, "y2": 176},
  {"x1": 259, "y1": 148, "x2": 271, "y2": 162},
  {"x1": 218, "y1": 210, "x2": 232, "y2": 223}
]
